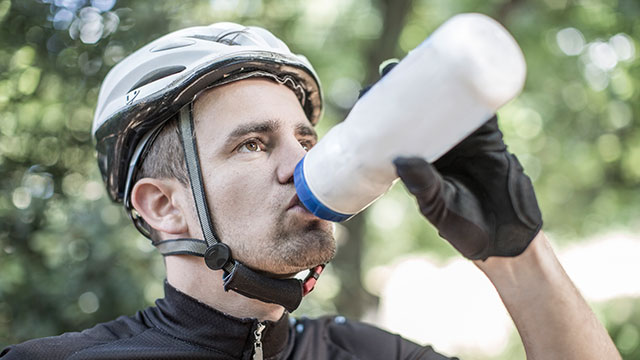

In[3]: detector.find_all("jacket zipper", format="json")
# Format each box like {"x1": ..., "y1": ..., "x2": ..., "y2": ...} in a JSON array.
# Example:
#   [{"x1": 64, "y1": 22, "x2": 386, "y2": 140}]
[{"x1": 252, "y1": 322, "x2": 266, "y2": 360}]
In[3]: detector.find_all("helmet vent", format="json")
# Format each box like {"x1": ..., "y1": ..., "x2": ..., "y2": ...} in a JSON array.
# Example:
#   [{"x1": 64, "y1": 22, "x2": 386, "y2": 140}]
[
  {"x1": 190, "y1": 28, "x2": 257, "y2": 46},
  {"x1": 215, "y1": 29, "x2": 248, "y2": 45},
  {"x1": 129, "y1": 66, "x2": 186, "y2": 92},
  {"x1": 150, "y1": 39, "x2": 196, "y2": 52}
]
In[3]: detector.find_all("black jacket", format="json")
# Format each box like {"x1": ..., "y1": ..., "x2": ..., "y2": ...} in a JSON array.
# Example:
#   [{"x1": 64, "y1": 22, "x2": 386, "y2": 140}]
[{"x1": 1, "y1": 282, "x2": 454, "y2": 359}]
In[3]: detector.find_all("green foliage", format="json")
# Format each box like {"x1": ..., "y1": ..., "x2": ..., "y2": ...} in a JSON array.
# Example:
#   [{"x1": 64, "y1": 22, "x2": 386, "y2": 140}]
[
  {"x1": 0, "y1": 0, "x2": 639, "y2": 358},
  {"x1": 0, "y1": 0, "x2": 175, "y2": 346},
  {"x1": 597, "y1": 297, "x2": 640, "y2": 358}
]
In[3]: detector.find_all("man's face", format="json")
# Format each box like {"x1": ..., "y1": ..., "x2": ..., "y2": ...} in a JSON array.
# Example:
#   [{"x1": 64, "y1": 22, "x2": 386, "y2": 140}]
[{"x1": 189, "y1": 78, "x2": 335, "y2": 275}]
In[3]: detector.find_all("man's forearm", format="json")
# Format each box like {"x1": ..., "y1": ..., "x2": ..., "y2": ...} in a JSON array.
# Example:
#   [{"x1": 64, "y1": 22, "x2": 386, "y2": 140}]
[{"x1": 474, "y1": 231, "x2": 620, "y2": 360}]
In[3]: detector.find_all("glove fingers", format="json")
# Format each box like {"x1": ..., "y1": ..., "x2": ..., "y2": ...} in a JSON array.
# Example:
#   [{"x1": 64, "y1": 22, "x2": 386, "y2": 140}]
[
  {"x1": 394, "y1": 157, "x2": 448, "y2": 224},
  {"x1": 394, "y1": 156, "x2": 491, "y2": 259},
  {"x1": 394, "y1": 157, "x2": 441, "y2": 200}
]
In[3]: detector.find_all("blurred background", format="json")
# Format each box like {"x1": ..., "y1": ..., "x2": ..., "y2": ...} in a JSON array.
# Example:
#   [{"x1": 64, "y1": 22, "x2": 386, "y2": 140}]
[{"x1": 0, "y1": 0, "x2": 639, "y2": 358}]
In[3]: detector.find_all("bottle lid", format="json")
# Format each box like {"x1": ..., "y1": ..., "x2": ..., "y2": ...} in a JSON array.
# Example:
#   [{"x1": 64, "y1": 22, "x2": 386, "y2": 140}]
[{"x1": 294, "y1": 157, "x2": 353, "y2": 222}]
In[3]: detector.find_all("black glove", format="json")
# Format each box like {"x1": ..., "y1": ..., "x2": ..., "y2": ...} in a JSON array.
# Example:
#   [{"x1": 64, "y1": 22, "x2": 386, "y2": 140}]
[{"x1": 393, "y1": 116, "x2": 542, "y2": 260}]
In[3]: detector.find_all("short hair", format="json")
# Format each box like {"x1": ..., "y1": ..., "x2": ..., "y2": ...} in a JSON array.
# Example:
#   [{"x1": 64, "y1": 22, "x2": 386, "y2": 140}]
[{"x1": 134, "y1": 115, "x2": 188, "y2": 240}]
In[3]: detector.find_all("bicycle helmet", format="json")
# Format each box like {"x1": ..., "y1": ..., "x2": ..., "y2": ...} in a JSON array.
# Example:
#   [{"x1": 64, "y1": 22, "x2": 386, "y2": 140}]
[{"x1": 93, "y1": 22, "x2": 322, "y2": 205}]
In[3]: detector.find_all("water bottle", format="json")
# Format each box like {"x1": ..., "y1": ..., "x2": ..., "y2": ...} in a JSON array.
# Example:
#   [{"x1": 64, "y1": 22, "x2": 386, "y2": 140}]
[{"x1": 294, "y1": 13, "x2": 527, "y2": 221}]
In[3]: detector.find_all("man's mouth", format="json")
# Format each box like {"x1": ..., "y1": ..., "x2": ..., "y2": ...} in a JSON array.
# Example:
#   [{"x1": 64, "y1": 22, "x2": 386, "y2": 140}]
[
  {"x1": 287, "y1": 193, "x2": 304, "y2": 210},
  {"x1": 287, "y1": 194, "x2": 317, "y2": 216}
]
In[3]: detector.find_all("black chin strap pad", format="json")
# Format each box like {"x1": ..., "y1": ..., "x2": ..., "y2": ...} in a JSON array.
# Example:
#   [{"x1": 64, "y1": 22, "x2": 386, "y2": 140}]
[
  {"x1": 223, "y1": 262, "x2": 303, "y2": 313},
  {"x1": 154, "y1": 238, "x2": 208, "y2": 257}
]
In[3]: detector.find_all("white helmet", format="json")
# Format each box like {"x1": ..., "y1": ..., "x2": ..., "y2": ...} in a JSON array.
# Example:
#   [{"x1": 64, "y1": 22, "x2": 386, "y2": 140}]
[{"x1": 93, "y1": 22, "x2": 323, "y2": 204}]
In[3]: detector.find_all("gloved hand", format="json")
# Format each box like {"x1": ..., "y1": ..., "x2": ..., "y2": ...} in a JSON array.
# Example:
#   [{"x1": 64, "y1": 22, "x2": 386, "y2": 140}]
[{"x1": 393, "y1": 116, "x2": 542, "y2": 260}]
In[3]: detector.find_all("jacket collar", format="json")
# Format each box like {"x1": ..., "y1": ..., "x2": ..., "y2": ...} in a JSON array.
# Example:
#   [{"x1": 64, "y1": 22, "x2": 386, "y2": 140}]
[{"x1": 143, "y1": 281, "x2": 291, "y2": 359}]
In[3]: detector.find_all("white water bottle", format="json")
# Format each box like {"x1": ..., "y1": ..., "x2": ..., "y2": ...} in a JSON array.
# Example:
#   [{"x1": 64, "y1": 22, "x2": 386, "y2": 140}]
[{"x1": 294, "y1": 13, "x2": 526, "y2": 221}]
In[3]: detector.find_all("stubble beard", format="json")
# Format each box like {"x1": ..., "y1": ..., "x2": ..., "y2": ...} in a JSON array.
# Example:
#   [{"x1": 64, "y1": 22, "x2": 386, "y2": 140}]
[
  {"x1": 212, "y1": 208, "x2": 337, "y2": 275},
  {"x1": 264, "y1": 215, "x2": 336, "y2": 275}
]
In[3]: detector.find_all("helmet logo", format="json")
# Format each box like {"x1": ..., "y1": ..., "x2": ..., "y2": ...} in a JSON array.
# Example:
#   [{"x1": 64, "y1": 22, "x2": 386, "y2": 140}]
[{"x1": 126, "y1": 89, "x2": 140, "y2": 105}]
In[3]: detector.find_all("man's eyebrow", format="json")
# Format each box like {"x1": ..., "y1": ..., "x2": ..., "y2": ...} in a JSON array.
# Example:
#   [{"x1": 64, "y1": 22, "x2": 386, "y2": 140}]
[
  {"x1": 296, "y1": 123, "x2": 317, "y2": 140},
  {"x1": 224, "y1": 119, "x2": 280, "y2": 148}
]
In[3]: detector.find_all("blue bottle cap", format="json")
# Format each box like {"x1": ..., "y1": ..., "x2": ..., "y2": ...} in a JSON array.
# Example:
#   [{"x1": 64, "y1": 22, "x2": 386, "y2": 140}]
[{"x1": 294, "y1": 157, "x2": 353, "y2": 222}]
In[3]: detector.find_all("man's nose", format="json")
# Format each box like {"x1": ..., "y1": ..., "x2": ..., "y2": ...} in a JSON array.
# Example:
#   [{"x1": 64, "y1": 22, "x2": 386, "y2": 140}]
[{"x1": 276, "y1": 138, "x2": 307, "y2": 184}]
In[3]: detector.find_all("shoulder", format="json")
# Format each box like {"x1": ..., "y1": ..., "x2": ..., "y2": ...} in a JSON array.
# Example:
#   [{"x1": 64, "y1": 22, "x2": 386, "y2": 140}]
[
  {"x1": 0, "y1": 313, "x2": 151, "y2": 360},
  {"x1": 294, "y1": 315, "x2": 457, "y2": 360}
]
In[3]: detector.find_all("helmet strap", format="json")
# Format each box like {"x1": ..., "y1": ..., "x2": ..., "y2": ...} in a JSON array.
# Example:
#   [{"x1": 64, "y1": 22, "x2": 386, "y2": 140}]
[
  {"x1": 177, "y1": 104, "x2": 223, "y2": 255},
  {"x1": 173, "y1": 102, "x2": 321, "y2": 312}
]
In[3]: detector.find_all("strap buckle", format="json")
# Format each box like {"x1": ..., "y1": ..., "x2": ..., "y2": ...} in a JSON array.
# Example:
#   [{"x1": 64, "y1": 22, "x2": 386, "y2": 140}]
[{"x1": 302, "y1": 264, "x2": 325, "y2": 296}]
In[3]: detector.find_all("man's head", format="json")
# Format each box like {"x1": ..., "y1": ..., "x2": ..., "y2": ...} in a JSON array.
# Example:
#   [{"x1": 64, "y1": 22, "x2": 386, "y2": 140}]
[
  {"x1": 131, "y1": 78, "x2": 335, "y2": 275},
  {"x1": 92, "y1": 23, "x2": 334, "y2": 287}
]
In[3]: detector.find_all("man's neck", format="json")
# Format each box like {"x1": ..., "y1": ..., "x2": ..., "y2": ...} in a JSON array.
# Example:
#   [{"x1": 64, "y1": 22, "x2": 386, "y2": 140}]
[{"x1": 165, "y1": 255, "x2": 286, "y2": 322}]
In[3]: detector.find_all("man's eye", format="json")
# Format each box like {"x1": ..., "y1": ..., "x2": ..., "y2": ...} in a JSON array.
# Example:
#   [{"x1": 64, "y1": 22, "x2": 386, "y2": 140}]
[
  {"x1": 238, "y1": 140, "x2": 264, "y2": 153},
  {"x1": 300, "y1": 140, "x2": 314, "y2": 152}
]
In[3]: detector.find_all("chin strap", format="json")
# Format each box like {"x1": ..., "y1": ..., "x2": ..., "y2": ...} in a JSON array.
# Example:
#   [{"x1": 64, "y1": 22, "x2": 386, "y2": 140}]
[
  {"x1": 157, "y1": 102, "x2": 322, "y2": 313},
  {"x1": 223, "y1": 263, "x2": 325, "y2": 312}
]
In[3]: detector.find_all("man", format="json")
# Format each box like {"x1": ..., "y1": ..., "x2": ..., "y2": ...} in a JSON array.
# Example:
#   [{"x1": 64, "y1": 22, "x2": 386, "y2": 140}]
[{"x1": 1, "y1": 22, "x2": 620, "y2": 359}]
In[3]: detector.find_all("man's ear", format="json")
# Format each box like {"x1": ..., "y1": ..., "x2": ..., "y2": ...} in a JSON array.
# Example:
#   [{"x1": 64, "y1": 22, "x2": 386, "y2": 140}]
[{"x1": 131, "y1": 178, "x2": 189, "y2": 236}]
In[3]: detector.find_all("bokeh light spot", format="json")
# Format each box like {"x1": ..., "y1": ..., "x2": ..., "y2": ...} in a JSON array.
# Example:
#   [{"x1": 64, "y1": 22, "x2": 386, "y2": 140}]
[
  {"x1": 616, "y1": 324, "x2": 639, "y2": 355},
  {"x1": 556, "y1": 27, "x2": 585, "y2": 56},
  {"x1": 607, "y1": 100, "x2": 632, "y2": 129},
  {"x1": 0, "y1": 0, "x2": 11, "y2": 22},
  {"x1": 17, "y1": 67, "x2": 41, "y2": 95},
  {"x1": 610, "y1": 70, "x2": 634, "y2": 100},
  {"x1": 329, "y1": 77, "x2": 360, "y2": 110},
  {"x1": 23, "y1": 166, "x2": 54, "y2": 199},
  {"x1": 11, "y1": 46, "x2": 36, "y2": 70},
  {"x1": 91, "y1": 0, "x2": 116, "y2": 12},
  {"x1": 621, "y1": 147, "x2": 640, "y2": 182},
  {"x1": 583, "y1": 63, "x2": 609, "y2": 91},
  {"x1": 144, "y1": 282, "x2": 164, "y2": 304},
  {"x1": 68, "y1": 239, "x2": 90, "y2": 262},
  {"x1": 103, "y1": 42, "x2": 125, "y2": 66},
  {"x1": 596, "y1": 134, "x2": 621, "y2": 162},
  {"x1": 588, "y1": 41, "x2": 618, "y2": 71},
  {"x1": 83, "y1": 180, "x2": 104, "y2": 201},
  {"x1": 62, "y1": 173, "x2": 86, "y2": 197},
  {"x1": 78, "y1": 291, "x2": 99, "y2": 314},
  {"x1": 609, "y1": 33, "x2": 635, "y2": 62},
  {"x1": 370, "y1": 194, "x2": 407, "y2": 230},
  {"x1": 513, "y1": 107, "x2": 543, "y2": 139},
  {"x1": 12, "y1": 187, "x2": 32, "y2": 209},
  {"x1": 52, "y1": 8, "x2": 74, "y2": 30}
]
